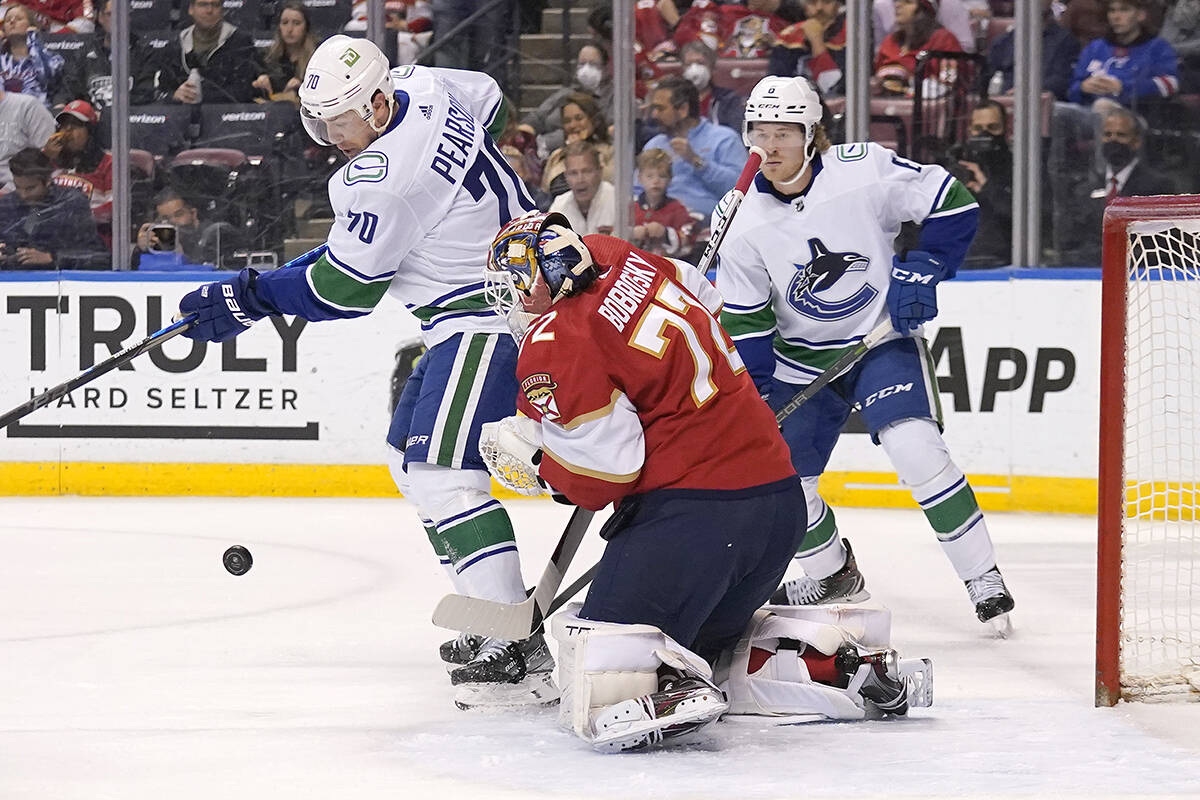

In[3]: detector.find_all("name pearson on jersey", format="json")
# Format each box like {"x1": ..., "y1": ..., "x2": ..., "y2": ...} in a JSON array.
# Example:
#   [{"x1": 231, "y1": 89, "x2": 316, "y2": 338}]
[
  {"x1": 430, "y1": 93, "x2": 477, "y2": 185},
  {"x1": 597, "y1": 253, "x2": 658, "y2": 333}
]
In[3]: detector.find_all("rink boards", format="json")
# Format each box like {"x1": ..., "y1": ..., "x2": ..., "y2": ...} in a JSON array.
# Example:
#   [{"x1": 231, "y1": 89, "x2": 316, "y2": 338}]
[{"x1": 0, "y1": 269, "x2": 1104, "y2": 512}]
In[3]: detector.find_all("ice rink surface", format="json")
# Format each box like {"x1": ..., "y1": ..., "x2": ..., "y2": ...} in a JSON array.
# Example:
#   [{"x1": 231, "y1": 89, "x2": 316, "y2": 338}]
[{"x1": 2, "y1": 496, "x2": 1199, "y2": 800}]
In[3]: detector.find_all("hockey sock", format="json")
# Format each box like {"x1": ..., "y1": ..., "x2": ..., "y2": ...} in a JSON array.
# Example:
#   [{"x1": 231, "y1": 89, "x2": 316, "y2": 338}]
[
  {"x1": 879, "y1": 419, "x2": 998, "y2": 580},
  {"x1": 793, "y1": 476, "x2": 847, "y2": 580},
  {"x1": 423, "y1": 517, "x2": 457, "y2": 582},
  {"x1": 439, "y1": 502, "x2": 527, "y2": 604}
]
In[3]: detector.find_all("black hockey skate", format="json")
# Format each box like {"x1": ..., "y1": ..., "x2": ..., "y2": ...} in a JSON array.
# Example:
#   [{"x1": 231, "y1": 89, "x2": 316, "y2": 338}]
[
  {"x1": 770, "y1": 539, "x2": 870, "y2": 605},
  {"x1": 965, "y1": 566, "x2": 1015, "y2": 636},
  {"x1": 836, "y1": 646, "x2": 909, "y2": 716},
  {"x1": 439, "y1": 632, "x2": 484, "y2": 669},
  {"x1": 449, "y1": 633, "x2": 559, "y2": 710}
]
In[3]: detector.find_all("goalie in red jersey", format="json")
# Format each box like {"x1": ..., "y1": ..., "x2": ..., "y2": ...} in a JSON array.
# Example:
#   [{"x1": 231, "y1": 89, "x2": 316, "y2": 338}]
[{"x1": 480, "y1": 212, "x2": 929, "y2": 752}]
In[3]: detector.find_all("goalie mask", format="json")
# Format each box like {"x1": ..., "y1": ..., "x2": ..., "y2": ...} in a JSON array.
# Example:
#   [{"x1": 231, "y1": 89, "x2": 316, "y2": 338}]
[
  {"x1": 298, "y1": 35, "x2": 396, "y2": 146},
  {"x1": 743, "y1": 76, "x2": 824, "y2": 185},
  {"x1": 484, "y1": 212, "x2": 597, "y2": 339}
]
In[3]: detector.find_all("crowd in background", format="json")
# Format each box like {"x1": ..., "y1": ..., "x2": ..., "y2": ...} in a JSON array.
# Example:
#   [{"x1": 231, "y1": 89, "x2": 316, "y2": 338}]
[{"x1": 0, "y1": 0, "x2": 1193, "y2": 270}]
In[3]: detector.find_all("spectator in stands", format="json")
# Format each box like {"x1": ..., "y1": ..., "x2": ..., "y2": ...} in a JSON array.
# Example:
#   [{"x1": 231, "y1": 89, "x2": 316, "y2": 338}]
[
  {"x1": 0, "y1": 147, "x2": 107, "y2": 268},
  {"x1": 874, "y1": 0, "x2": 963, "y2": 96},
  {"x1": 1161, "y1": 0, "x2": 1200, "y2": 92},
  {"x1": 769, "y1": 0, "x2": 847, "y2": 96},
  {"x1": 14, "y1": 0, "x2": 94, "y2": 34},
  {"x1": 0, "y1": 84, "x2": 54, "y2": 192},
  {"x1": 54, "y1": 2, "x2": 155, "y2": 112},
  {"x1": 42, "y1": 99, "x2": 111, "y2": 238},
  {"x1": 387, "y1": 0, "x2": 433, "y2": 65},
  {"x1": 673, "y1": 0, "x2": 791, "y2": 59},
  {"x1": 153, "y1": 0, "x2": 265, "y2": 105},
  {"x1": 431, "y1": 0, "x2": 513, "y2": 92},
  {"x1": 519, "y1": 42, "x2": 613, "y2": 157},
  {"x1": 874, "y1": 0, "x2": 977, "y2": 52},
  {"x1": 643, "y1": 74, "x2": 747, "y2": 219},
  {"x1": 957, "y1": 101, "x2": 1013, "y2": 267},
  {"x1": 252, "y1": 1, "x2": 318, "y2": 106},
  {"x1": 631, "y1": 147, "x2": 695, "y2": 257},
  {"x1": 1068, "y1": 0, "x2": 1179, "y2": 113},
  {"x1": 548, "y1": 141, "x2": 615, "y2": 234},
  {"x1": 0, "y1": 4, "x2": 63, "y2": 107},
  {"x1": 680, "y1": 40, "x2": 748, "y2": 131},
  {"x1": 987, "y1": 0, "x2": 1080, "y2": 101},
  {"x1": 132, "y1": 187, "x2": 242, "y2": 269},
  {"x1": 1059, "y1": 0, "x2": 1164, "y2": 45},
  {"x1": 501, "y1": 143, "x2": 551, "y2": 211},
  {"x1": 541, "y1": 92, "x2": 614, "y2": 197}
]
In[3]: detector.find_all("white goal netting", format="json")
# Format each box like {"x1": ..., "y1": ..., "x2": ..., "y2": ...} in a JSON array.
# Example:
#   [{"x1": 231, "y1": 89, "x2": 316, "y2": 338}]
[{"x1": 1120, "y1": 219, "x2": 1200, "y2": 700}]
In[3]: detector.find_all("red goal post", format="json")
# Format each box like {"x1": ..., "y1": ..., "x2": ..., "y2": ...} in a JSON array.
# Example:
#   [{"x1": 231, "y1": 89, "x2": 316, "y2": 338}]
[{"x1": 1097, "y1": 195, "x2": 1200, "y2": 706}]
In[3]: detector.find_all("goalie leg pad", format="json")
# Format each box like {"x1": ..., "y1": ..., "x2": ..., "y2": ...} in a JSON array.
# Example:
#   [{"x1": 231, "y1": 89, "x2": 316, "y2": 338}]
[
  {"x1": 407, "y1": 462, "x2": 525, "y2": 604},
  {"x1": 879, "y1": 419, "x2": 997, "y2": 580},
  {"x1": 551, "y1": 606, "x2": 723, "y2": 748}
]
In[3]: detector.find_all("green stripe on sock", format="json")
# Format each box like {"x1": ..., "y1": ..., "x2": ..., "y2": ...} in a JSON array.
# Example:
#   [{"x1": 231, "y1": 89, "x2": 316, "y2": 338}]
[
  {"x1": 436, "y1": 335, "x2": 489, "y2": 466},
  {"x1": 796, "y1": 505, "x2": 838, "y2": 556},
  {"x1": 310, "y1": 255, "x2": 391, "y2": 311},
  {"x1": 924, "y1": 484, "x2": 980, "y2": 535},
  {"x1": 425, "y1": 521, "x2": 446, "y2": 558},
  {"x1": 441, "y1": 507, "x2": 517, "y2": 564}
]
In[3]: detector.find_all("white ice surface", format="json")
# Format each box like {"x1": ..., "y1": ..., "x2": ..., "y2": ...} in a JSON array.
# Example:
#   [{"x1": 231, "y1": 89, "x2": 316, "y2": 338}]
[{"x1": 2, "y1": 497, "x2": 1199, "y2": 800}]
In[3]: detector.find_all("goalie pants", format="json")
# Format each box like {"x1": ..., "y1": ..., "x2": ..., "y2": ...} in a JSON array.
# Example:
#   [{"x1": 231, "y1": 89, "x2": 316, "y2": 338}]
[{"x1": 579, "y1": 477, "x2": 805, "y2": 663}]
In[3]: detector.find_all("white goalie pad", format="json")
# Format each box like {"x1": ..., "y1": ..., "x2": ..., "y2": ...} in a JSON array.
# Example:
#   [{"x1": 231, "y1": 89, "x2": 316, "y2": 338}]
[
  {"x1": 550, "y1": 604, "x2": 718, "y2": 742},
  {"x1": 762, "y1": 601, "x2": 894, "y2": 650},
  {"x1": 479, "y1": 415, "x2": 544, "y2": 496}
]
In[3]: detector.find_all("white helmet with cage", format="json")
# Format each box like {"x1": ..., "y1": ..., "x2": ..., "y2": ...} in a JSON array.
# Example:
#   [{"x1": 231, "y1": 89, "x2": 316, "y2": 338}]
[
  {"x1": 742, "y1": 76, "x2": 824, "y2": 183},
  {"x1": 298, "y1": 35, "x2": 396, "y2": 146}
]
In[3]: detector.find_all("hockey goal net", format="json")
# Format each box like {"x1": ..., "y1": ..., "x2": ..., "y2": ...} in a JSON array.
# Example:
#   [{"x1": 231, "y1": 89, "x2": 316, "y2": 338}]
[{"x1": 1097, "y1": 195, "x2": 1200, "y2": 706}]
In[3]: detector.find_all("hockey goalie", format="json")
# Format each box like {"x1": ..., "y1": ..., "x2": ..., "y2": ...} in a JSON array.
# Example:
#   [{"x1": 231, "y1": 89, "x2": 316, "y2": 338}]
[{"x1": 479, "y1": 212, "x2": 932, "y2": 752}]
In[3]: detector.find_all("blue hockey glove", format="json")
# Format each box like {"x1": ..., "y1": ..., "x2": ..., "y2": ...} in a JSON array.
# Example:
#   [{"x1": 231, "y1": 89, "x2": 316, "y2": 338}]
[
  {"x1": 178, "y1": 268, "x2": 276, "y2": 342},
  {"x1": 887, "y1": 250, "x2": 946, "y2": 333}
]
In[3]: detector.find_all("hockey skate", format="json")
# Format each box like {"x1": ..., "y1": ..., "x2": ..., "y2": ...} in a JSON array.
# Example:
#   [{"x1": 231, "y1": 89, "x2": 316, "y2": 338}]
[
  {"x1": 838, "y1": 646, "x2": 933, "y2": 717},
  {"x1": 439, "y1": 632, "x2": 484, "y2": 671},
  {"x1": 770, "y1": 539, "x2": 870, "y2": 605},
  {"x1": 965, "y1": 566, "x2": 1015, "y2": 637},
  {"x1": 590, "y1": 676, "x2": 728, "y2": 753},
  {"x1": 449, "y1": 632, "x2": 560, "y2": 710}
]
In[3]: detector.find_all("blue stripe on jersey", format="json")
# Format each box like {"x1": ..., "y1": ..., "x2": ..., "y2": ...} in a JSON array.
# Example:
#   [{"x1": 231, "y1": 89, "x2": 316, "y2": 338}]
[
  {"x1": 919, "y1": 206, "x2": 979, "y2": 280},
  {"x1": 723, "y1": 299, "x2": 773, "y2": 313},
  {"x1": 386, "y1": 90, "x2": 410, "y2": 132},
  {"x1": 421, "y1": 309, "x2": 501, "y2": 332},
  {"x1": 783, "y1": 333, "x2": 866, "y2": 348},
  {"x1": 774, "y1": 352, "x2": 824, "y2": 378},
  {"x1": 928, "y1": 173, "x2": 953, "y2": 216},
  {"x1": 482, "y1": 134, "x2": 537, "y2": 213},
  {"x1": 325, "y1": 247, "x2": 395, "y2": 282},
  {"x1": 429, "y1": 281, "x2": 488, "y2": 307}
]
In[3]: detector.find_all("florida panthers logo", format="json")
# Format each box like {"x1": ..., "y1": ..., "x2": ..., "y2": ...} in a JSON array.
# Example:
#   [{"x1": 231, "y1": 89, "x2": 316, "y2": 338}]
[
  {"x1": 521, "y1": 372, "x2": 561, "y2": 423},
  {"x1": 786, "y1": 237, "x2": 876, "y2": 322}
]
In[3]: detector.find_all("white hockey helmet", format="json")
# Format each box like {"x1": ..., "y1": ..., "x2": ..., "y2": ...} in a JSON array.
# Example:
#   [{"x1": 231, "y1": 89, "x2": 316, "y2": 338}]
[
  {"x1": 743, "y1": 76, "x2": 824, "y2": 179},
  {"x1": 298, "y1": 35, "x2": 396, "y2": 146}
]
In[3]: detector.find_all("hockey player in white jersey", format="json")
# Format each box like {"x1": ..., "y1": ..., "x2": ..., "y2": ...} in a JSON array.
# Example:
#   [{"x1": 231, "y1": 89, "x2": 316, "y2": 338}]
[
  {"x1": 716, "y1": 76, "x2": 1015, "y2": 634},
  {"x1": 175, "y1": 36, "x2": 556, "y2": 706}
]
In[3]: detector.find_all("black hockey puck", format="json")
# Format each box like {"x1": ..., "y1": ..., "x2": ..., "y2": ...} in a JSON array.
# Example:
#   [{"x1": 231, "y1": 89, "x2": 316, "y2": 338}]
[{"x1": 223, "y1": 545, "x2": 253, "y2": 576}]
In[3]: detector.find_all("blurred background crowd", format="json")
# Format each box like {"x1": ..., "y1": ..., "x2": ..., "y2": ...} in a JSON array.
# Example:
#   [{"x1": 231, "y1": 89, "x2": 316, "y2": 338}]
[{"x1": 0, "y1": 0, "x2": 1191, "y2": 271}]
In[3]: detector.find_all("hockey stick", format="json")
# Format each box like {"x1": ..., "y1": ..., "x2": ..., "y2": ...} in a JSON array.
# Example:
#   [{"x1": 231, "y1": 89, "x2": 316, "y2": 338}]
[
  {"x1": 774, "y1": 319, "x2": 894, "y2": 426},
  {"x1": 695, "y1": 146, "x2": 766, "y2": 275},
  {"x1": 547, "y1": 560, "x2": 599, "y2": 615},
  {"x1": 431, "y1": 506, "x2": 595, "y2": 640},
  {"x1": 0, "y1": 314, "x2": 198, "y2": 430}
]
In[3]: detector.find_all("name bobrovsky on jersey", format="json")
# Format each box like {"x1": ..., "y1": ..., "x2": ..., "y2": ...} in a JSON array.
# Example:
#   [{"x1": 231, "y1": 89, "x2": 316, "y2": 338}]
[{"x1": 597, "y1": 252, "x2": 658, "y2": 332}]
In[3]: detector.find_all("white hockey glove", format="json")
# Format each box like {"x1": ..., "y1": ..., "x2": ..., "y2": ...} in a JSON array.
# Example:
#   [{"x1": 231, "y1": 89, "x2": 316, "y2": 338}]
[{"x1": 479, "y1": 415, "x2": 545, "y2": 496}]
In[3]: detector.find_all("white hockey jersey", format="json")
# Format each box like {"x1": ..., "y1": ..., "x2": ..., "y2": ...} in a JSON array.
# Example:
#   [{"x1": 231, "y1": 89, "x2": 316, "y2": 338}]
[
  {"x1": 715, "y1": 142, "x2": 977, "y2": 385},
  {"x1": 309, "y1": 65, "x2": 536, "y2": 346}
]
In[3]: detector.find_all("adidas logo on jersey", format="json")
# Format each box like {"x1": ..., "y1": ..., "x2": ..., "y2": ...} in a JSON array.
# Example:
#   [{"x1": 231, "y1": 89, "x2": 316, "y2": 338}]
[{"x1": 420, "y1": 105, "x2": 433, "y2": 120}]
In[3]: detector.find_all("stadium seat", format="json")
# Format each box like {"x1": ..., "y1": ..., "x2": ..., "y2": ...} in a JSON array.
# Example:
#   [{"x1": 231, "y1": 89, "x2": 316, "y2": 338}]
[
  {"x1": 106, "y1": 105, "x2": 196, "y2": 157},
  {"x1": 140, "y1": 29, "x2": 176, "y2": 59},
  {"x1": 222, "y1": 0, "x2": 265, "y2": 30},
  {"x1": 130, "y1": 0, "x2": 173, "y2": 30},
  {"x1": 714, "y1": 58, "x2": 768, "y2": 97},
  {"x1": 299, "y1": 0, "x2": 352, "y2": 35},
  {"x1": 194, "y1": 102, "x2": 299, "y2": 158},
  {"x1": 987, "y1": 17, "x2": 1014, "y2": 46},
  {"x1": 129, "y1": 149, "x2": 156, "y2": 180},
  {"x1": 42, "y1": 31, "x2": 89, "y2": 60},
  {"x1": 251, "y1": 29, "x2": 275, "y2": 51}
]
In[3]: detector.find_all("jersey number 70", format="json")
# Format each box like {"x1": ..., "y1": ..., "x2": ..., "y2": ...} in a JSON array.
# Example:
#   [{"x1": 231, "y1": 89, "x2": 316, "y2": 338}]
[{"x1": 628, "y1": 281, "x2": 745, "y2": 408}]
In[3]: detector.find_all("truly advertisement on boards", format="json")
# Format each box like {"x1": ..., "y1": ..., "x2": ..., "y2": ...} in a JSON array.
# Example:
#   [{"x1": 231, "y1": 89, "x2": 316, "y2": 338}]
[{"x1": 0, "y1": 278, "x2": 416, "y2": 464}]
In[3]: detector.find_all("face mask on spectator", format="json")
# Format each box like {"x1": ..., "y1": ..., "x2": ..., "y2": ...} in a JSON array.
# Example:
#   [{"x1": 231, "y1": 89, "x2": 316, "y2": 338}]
[
  {"x1": 1102, "y1": 141, "x2": 1136, "y2": 170},
  {"x1": 576, "y1": 63, "x2": 603, "y2": 92},
  {"x1": 682, "y1": 63, "x2": 712, "y2": 91}
]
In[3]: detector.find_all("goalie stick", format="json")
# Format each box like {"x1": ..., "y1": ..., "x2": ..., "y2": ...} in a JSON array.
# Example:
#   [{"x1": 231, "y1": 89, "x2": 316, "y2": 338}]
[
  {"x1": 773, "y1": 319, "x2": 894, "y2": 425},
  {"x1": 0, "y1": 314, "x2": 197, "y2": 430},
  {"x1": 432, "y1": 506, "x2": 595, "y2": 640}
]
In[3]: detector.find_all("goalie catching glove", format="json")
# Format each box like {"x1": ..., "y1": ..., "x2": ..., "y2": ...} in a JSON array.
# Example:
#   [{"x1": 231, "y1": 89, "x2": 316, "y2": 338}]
[
  {"x1": 479, "y1": 415, "x2": 547, "y2": 496},
  {"x1": 886, "y1": 250, "x2": 945, "y2": 333}
]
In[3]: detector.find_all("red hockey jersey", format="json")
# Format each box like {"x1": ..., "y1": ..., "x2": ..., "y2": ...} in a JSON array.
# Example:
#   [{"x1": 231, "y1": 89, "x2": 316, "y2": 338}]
[{"x1": 515, "y1": 235, "x2": 795, "y2": 511}]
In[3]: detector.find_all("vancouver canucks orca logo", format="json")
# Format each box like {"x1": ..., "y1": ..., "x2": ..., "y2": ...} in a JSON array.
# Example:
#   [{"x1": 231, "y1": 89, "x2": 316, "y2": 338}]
[{"x1": 787, "y1": 237, "x2": 876, "y2": 321}]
